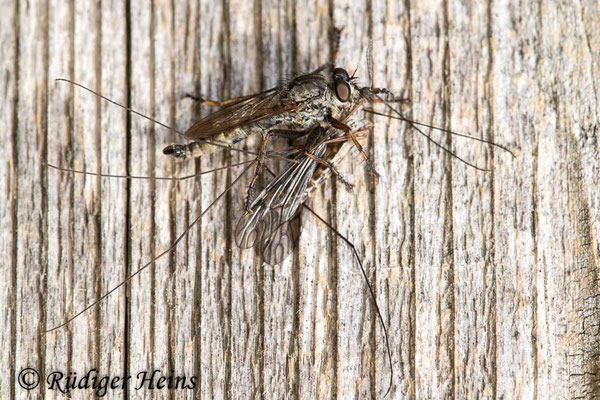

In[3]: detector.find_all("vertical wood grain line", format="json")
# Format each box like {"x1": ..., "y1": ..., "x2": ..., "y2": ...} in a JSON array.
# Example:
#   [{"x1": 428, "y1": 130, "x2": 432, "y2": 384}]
[
  {"x1": 403, "y1": 0, "x2": 417, "y2": 394},
  {"x1": 253, "y1": 1, "x2": 267, "y2": 396},
  {"x1": 192, "y1": 2, "x2": 203, "y2": 398},
  {"x1": 39, "y1": 0, "x2": 50, "y2": 396},
  {"x1": 92, "y1": 0, "x2": 102, "y2": 375},
  {"x1": 222, "y1": 0, "x2": 233, "y2": 396},
  {"x1": 9, "y1": 0, "x2": 19, "y2": 399},
  {"x1": 327, "y1": 6, "x2": 339, "y2": 395},
  {"x1": 365, "y1": 0, "x2": 379, "y2": 395},
  {"x1": 123, "y1": 0, "x2": 131, "y2": 397},
  {"x1": 66, "y1": 0, "x2": 76, "y2": 387},
  {"x1": 167, "y1": 4, "x2": 177, "y2": 400},
  {"x1": 485, "y1": 0, "x2": 498, "y2": 395},
  {"x1": 441, "y1": 0, "x2": 456, "y2": 396}
]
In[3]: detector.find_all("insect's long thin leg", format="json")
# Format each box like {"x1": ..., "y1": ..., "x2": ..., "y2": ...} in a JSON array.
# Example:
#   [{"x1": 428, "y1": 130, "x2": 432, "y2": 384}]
[
  {"x1": 56, "y1": 78, "x2": 260, "y2": 157},
  {"x1": 304, "y1": 153, "x2": 354, "y2": 192},
  {"x1": 45, "y1": 159, "x2": 255, "y2": 181},
  {"x1": 302, "y1": 204, "x2": 394, "y2": 398},
  {"x1": 364, "y1": 108, "x2": 515, "y2": 157},
  {"x1": 328, "y1": 117, "x2": 380, "y2": 181},
  {"x1": 245, "y1": 131, "x2": 273, "y2": 210},
  {"x1": 44, "y1": 161, "x2": 255, "y2": 333},
  {"x1": 369, "y1": 95, "x2": 512, "y2": 171}
]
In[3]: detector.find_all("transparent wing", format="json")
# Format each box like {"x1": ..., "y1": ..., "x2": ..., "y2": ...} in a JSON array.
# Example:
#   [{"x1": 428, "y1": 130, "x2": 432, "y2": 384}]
[
  {"x1": 234, "y1": 142, "x2": 328, "y2": 265},
  {"x1": 184, "y1": 89, "x2": 291, "y2": 139},
  {"x1": 184, "y1": 73, "x2": 328, "y2": 140},
  {"x1": 260, "y1": 208, "x2": 301, "y2": 265}
]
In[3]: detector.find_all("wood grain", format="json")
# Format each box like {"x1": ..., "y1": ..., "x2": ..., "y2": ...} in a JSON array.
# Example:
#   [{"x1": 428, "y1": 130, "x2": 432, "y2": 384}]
[{"x1": 2, "y1": 0, "x2": 599, "y2": 399}]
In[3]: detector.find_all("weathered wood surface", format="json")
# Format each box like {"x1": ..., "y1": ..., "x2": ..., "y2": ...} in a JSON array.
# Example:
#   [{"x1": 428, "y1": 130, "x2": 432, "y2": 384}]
[{"x1": 1, "y1": 0, "x2": 599, "y2": 399}]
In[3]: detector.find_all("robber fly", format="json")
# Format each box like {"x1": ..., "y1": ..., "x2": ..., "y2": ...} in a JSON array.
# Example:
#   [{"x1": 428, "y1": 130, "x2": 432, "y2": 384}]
[{"x1": 161, "y1": 64, "x2": 398, "y2": 210}]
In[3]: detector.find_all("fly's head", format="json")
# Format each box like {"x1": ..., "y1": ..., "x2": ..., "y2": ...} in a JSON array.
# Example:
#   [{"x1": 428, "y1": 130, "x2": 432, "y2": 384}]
[
  {"x1": 330, "y1": 67, "x2": 361, "y2": 107},
  {"x1": 330, "y1": 67, "x2": 396, "y2": 112}
]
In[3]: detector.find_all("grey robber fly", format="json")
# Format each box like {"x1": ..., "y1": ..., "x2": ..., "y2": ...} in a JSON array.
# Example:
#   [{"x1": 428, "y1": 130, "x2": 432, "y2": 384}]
[{"x1": 162, "y1": 64, "x2": 400, "y2": 210}]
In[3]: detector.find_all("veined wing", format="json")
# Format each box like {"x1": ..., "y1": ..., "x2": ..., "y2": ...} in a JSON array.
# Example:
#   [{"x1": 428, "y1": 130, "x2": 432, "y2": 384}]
[
  {"x1": 184, "y1": 72, "x2": 328, "y2": 140},
  {"x1": 235, "y1": 142, "x2": 328, "y2": 265},
  {"x1": 184, "y1": 88, "x2": 289, "y2": 139}
]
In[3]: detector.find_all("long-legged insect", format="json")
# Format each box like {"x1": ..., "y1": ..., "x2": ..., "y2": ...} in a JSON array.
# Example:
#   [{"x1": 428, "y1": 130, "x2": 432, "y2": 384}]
[{"x1": 46, "y1": 63, "x2": 513, "y2": 397}]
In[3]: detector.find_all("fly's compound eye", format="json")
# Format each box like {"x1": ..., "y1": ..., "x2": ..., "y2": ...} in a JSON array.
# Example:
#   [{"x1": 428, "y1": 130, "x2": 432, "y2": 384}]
[{"x1": 335, "y1": 80, "x2": 351, "y2": 103}]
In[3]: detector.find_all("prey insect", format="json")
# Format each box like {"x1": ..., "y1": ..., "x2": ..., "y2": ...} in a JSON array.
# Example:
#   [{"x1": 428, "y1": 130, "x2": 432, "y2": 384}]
[{"x1": 47, "y1": 61, "x2": 513, "y2": 397}]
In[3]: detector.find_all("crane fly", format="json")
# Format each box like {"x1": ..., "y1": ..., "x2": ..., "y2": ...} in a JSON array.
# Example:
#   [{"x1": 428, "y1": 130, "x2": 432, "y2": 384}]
[{"x1": 46, "y1": 62, "x2": 513, "y2": 398}]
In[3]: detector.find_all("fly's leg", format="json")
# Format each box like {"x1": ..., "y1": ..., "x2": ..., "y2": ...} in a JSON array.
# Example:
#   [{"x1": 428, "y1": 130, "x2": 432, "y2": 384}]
[
  {"x1": 245, "y1": 128, "x2": 310, "y2": 211},
  {"x1": 368, "y1": 88, "x2": 412, "y2": 108},
  {"x1": 327, "y1": 117, "x2": 379, "y2": 182},
  {"x1": 304, "y1": 153, "x2": 354, "y2": 193}
]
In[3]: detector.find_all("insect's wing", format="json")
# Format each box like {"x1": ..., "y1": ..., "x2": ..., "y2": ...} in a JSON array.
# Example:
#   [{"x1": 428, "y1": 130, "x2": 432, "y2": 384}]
[
  {"x1": 235, "y1": 206, "x2": 273, "y2": 250},
  {"x1": 184, "y1": 89, "x2": 295, "y2": 139},
  {"x1": 234, "y1": 205, "x2": 299, "y2": 265},
  {"x1": 234, "y1": 146, "x2": 326, "y2": 264},
  {"x1": 184, "y1": 72, "x2": 328, "y2": 140},
  {"x1": 260, "y1": 208, "x2": 301, "y2": 265}
]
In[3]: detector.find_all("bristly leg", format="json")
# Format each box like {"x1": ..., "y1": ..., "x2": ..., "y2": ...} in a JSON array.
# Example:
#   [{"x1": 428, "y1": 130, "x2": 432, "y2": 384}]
[
  {"x1": 304, "y1": 153, "x2": 354, "y2": 193},
  {"x1": 327, "y1": 116, "x2": 380, "y2": 182}
]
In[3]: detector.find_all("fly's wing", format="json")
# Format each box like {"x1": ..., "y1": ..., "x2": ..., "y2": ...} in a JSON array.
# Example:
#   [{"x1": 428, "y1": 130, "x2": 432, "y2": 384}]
[
  {"x1": 184, "y1": 89, "x2": 291, "y2": 139},
  {"x1": 260, "y1": 209, "x2": 301, "y2": 265},
  {"x1": 234, "y1": 143, "x2": 327, "y2": 265},
  {"x1": 184, "y1": 73, "x2": 328, "y2": 140}
]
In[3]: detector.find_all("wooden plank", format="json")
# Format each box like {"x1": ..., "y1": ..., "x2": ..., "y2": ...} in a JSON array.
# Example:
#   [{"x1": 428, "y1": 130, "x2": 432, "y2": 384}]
[
  {"x1": 14, "y1": 0, "x2": 48, "y2": 398},
  {"x1": 3, "y1": 0, "x2": 600, "y2": 399},
  {"x1": 259, "y1": 1, "x2": 298, "y2": 398},
  {"x1": 410, "y1": 1, "x2": 456, "y2": 398},
  {"x1": 294, "y1": 2, "x2": 336, "y2": 399},
  {"x1": 293, "y1": 2, "x2": 337, "y2": 400},
  {"x1": 332, "y1": 1, "x2": 378, "y2": 397},
  {"x1": 45, "y1": 0, "x2": 73, "y2": 399},
  {"x1": 197, "y1": 1, "x2": 231, "y2": 397},
  {"x1": 447, "y1": 1, "x2": 496, "y2": 398},
  {"x1": 371, "y1": 0, "x2": 414, "y2": 397},
  {"x1": 128, "y1": 1, "x2": 155, "y2": 399},
  {"x1": 171, "y1": 2, "x2": 202, "y2": 400},
  {"x1": 98, "y1": 0, "x2": 128, "y2": 395},
  {"x1": 0, "y1": 1, "x2": 17, "y2": 399},
  {"x1": 492, "y1": 1, "x2": 540, "y2": 397}
]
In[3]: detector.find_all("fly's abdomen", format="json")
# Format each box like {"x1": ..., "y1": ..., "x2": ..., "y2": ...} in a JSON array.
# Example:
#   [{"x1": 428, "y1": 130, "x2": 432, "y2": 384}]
[{"x1": 163, "y1": 126, "x2": 260, "y2": 160}]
